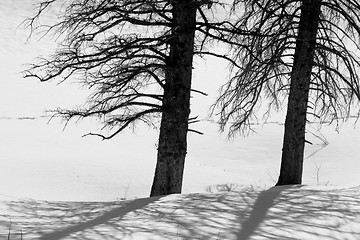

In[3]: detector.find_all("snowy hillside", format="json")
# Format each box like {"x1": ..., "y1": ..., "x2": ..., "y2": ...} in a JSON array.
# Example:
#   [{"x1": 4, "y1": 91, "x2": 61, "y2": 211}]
[
  {"x1": 1, "y1": 185, "x2": 360, "y2": 239},
  {"x1": 1, "y1": 0, "x2": 360, "y2": 203},
  {"x1": 1, "y1": 1, "x2": 360, "y2": 239}
]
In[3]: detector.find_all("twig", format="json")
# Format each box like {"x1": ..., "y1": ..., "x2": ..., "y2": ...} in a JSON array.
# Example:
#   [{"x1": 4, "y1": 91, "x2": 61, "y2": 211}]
[
  {"x1": 8, "y1": 218, "x2": 11, "y2": 240},
  {"x1": 188, "y1": 129, "x2": 204, "y2": 135}
]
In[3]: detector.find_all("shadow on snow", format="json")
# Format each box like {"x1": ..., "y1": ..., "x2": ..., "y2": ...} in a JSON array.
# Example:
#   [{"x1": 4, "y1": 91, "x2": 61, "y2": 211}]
[{"x1": 1, "y1": 185, "x2": 360, "y2": 239}]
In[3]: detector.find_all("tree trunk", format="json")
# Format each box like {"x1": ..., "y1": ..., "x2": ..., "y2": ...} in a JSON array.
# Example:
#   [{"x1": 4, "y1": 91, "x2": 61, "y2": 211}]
[
  {"x1": 276, "y1": 0, "x2": 322, "y2": 185},
  {"x1": 150, "y1": 2, "x2": 197, "y2": 196}
]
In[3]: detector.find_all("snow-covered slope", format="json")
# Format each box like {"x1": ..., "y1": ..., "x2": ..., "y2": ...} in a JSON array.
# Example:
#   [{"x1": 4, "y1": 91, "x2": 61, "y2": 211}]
[
  {"x1": 2, "y1": 0, "x2": 360, "y2": 203},
  {"x1": 1, "y1": 2, "x2": 360, "y2": 239},
  {"x1": 1, "y1": 185, "x2": 360, "y2": 240}
]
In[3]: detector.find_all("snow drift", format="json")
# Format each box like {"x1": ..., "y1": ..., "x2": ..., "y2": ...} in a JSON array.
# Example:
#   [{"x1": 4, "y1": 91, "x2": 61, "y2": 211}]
[{"x1": 1, "y1": 185, "x2": 360, "y2": 239}]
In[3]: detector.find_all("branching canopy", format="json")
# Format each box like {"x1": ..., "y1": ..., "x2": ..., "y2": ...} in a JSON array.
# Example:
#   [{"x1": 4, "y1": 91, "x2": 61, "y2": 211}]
[
  {"x1": 24, "y1": 0, "x2": 241, "y2": 139},
  {"x1": 214, "y1": 0, "x2": 360, "y2": 137}
]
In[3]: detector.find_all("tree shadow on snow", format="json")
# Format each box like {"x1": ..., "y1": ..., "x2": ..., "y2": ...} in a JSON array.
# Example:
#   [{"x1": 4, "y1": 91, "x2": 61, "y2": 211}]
[
  {"x1": 234, "y1": 185, "x2": 360, "y2": 239},
  {"x1": 235, "y1": 185, "x2": 295, "y2": 239},
  {"x1": 1, "y1": 185, "x2": 360, "y2": 239},
  {"x1": 0, "y1": 195, "x2": 165, "y2": 239}
]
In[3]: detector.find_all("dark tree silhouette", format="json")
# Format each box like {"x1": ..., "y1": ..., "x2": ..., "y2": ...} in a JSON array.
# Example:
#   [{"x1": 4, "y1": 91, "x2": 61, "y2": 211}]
[
  {"x1": 278, "y1": 0, "x2": 322, "y2": 185},
  {"x1": 214, "y1": 0, "x2": 360, "y2": 185},
  {"x1": 24, "y1": 0, "x2": 239, "y2": 196}
]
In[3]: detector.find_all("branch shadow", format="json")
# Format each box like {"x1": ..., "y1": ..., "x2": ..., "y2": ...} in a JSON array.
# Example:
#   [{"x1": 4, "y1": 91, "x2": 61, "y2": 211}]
[
  {"x1": 235, "y1": 185, "x2": 295, "y2": 239},
  {"x1": 1, "y1": 186, "x2": 360, "y2": 239},
  {"x1": 39, "y1": 196, "x2": 164, "y2": 240},
  {"x1": 234, "y1": 185, "x2": 360, "y2": 239},
  {"x1": 1, "y1": 195, "x2": 166, "y2": 239}
]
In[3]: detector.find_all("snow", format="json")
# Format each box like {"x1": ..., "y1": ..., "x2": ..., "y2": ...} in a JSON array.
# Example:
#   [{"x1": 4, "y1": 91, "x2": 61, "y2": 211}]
[
  {"x1": 1, "y1": 185, "x2": 360, "y2": 239},
  {"x1": 1, "y1": 1, "x2": 360, "y2": 239}
]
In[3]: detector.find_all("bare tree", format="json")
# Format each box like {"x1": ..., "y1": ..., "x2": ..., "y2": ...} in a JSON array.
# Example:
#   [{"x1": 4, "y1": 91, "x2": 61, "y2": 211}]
[
  {"x1": 24, "y1": 0, "x2": 239, "y2": 196},
  {"x1": 214, "y1": 0, "x2": 360, "y2": 185}
]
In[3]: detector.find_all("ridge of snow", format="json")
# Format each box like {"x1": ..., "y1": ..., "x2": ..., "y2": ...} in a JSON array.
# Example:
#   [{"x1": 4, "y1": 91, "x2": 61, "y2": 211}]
[{"x1": 1, "y1": 185, "x2": 360, "y2": 239}]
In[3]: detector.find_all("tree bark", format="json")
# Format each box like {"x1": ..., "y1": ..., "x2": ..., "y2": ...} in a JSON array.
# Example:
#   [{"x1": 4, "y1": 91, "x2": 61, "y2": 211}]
[
  {"x1": 276, "y1": 0, "x2": 322, "y2": 185},
  {"x1": 150, "y1": 2, "x2": 197, "y2": 196}
]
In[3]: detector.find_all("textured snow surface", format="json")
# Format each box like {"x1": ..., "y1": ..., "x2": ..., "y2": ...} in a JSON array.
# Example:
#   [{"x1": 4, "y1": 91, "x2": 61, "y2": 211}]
[
  {"x1": 1, "y1": 2, "x2": 360, "y2": 239},
  {"x1": 1, "y1": 185, "x2": 360, "y2": 239},
  {"x1": 2, "y1": 0, "x2": 360, "y2": 202}
]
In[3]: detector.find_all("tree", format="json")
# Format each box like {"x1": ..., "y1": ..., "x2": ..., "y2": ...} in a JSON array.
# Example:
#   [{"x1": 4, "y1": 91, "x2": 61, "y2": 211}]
[
  {"x1": 150, "y1": 1, "x2": 198, "y2": 196},
  {"x1": 278, "y1": 0, "x2": 322, "y2": 185},
  {"x1": 214, "y1": 0, "x2": 360, "y2": 185},
  {"x1": 24, "y1": 0, "x2": 237, "y2": 196}
]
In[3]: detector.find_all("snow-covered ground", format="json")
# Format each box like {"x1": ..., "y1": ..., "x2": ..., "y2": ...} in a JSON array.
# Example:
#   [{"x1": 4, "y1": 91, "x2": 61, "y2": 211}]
[
  {"x1": 1, "y1": 1, "x2": 360, "y2": 239},
  {"x1": 1, "y1": 185, "x2": 360, "y2": 239}
]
